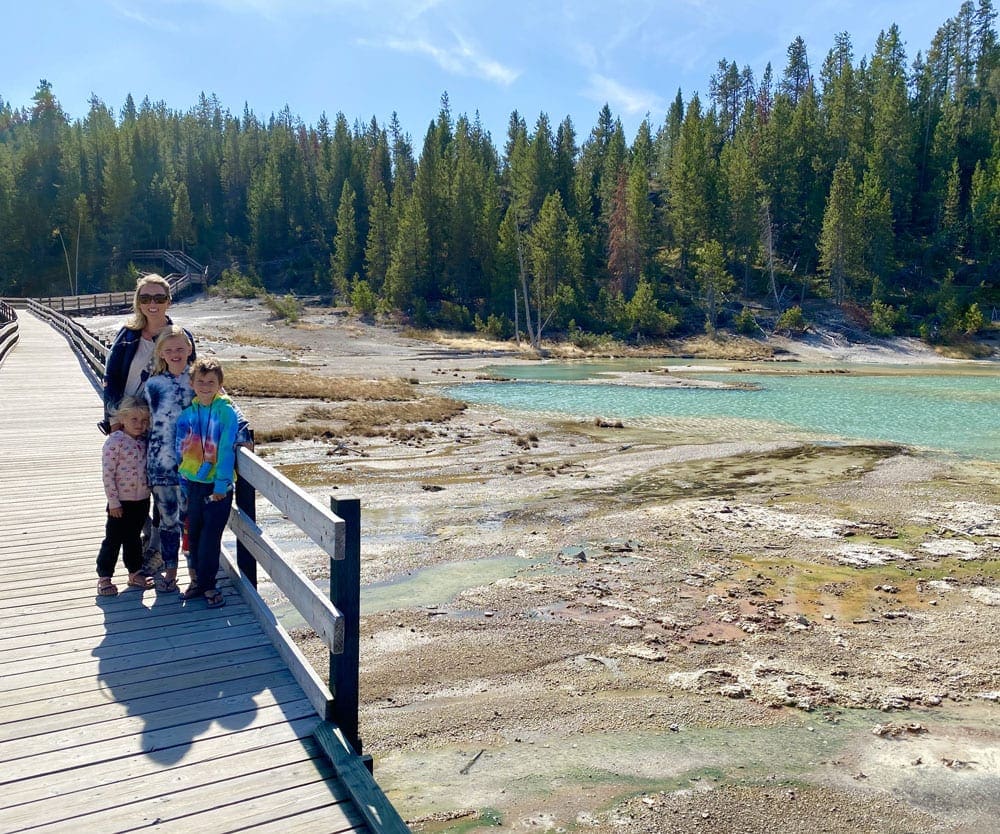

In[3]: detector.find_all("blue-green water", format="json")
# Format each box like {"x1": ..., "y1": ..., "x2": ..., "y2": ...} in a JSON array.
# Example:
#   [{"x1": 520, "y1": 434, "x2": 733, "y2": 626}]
[{"x1": 446, "y1": 362, "x2": 1000, "y2": 460}]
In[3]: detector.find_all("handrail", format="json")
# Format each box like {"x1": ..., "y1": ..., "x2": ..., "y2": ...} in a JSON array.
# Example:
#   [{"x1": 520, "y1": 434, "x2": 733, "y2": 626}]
[
  {"x1": 34, "y1": 291, "x2": 133, "y2": 315},
  {"x1": 32, "y1": 272, "x2": 201, "y2": 317},
  {"x1": 27, "y1": 299, "x2": 108, "y2": 384},
  {"x1": 0, "y1": 300, "x2": 19, "y2": 367},
  {"x1": 131, "y1": 249, "x2": 208, "y2": 280}
]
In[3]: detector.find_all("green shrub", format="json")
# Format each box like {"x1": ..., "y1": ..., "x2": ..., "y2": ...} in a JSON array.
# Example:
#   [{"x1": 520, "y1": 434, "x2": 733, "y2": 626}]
[
  {"x1": 473, "y1": 313, "x2": 513, "y2": 340},
  {"x1": 734, "y1": 306, "x2": 761, "y2": 336},
  {"x1": 775, "y1": 305, "x2": 807, "y2": 335},
  {"x1": 870, "y1": 300, "x2": 898, "y2": 337},
  {"x1": 434, "y1": 300, "x2": 472, "y2": 330},
  {"x1": 350, "y1": 279, "x2": 378, "y2": 316},
  {"x1": 264, "y1": 292, "x2": 302, "y2": 323},
  {"x1": 213, "y1": 267, "x2": 262, "y2": 299},
  {"x1": 963, "y1": 302, "x2": 985, "y2": 336}
]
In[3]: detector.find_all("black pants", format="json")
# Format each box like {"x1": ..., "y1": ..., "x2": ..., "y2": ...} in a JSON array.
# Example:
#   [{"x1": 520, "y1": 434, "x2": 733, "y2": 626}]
[{"x1": 96, "y1": 498, "x2": 151, "y2": 578}]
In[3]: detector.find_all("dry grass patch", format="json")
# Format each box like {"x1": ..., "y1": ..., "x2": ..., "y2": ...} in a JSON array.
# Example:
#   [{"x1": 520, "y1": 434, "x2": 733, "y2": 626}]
[
  {"x1": 338, "y1": 397, "x2": 466, "y2": 433},
  {"x1": 225, "y1": 368, "x2": 418, "y2": 400},
  {"x1": 226, "y1": 329, "x2": 301, "y2": 351},
  {"x1": 255, "y1": 396, "x2": 466, "y2": 444},
  {"x1": 669, "y1": 334, "x2": 777, "y2": 360}
]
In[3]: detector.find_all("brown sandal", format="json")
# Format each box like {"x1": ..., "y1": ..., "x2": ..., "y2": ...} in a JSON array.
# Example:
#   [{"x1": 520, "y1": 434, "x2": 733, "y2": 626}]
[
  {"x1": 97, "y1": 578, "x2": 118, "y2": 597},
  {"x1": 127, "y1": 572, "x2": 154, "y2": 590},
  {"x1": 204, "y1": 589, "x2": 226, "y2": 609},
  {"x1": 180, "y1": 584, "x2": 202, "y2": 600}
]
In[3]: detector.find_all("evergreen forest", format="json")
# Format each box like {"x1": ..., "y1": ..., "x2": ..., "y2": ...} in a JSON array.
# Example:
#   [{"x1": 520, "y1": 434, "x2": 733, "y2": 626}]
[{"x1": 1, "y1": 2, "x2": 998, "y2": 345}]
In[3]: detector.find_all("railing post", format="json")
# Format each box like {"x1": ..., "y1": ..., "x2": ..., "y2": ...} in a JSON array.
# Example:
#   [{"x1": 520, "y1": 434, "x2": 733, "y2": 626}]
[
  {"x1": 235, "y1": 441, "x2": 257, "y2": 587},
  {"x1": 329, "y1": 496, "x2": 362, "y2": 759}
]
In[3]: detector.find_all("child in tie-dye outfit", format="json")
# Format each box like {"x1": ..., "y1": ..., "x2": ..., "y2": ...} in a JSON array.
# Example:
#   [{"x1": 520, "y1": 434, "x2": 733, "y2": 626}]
[
  {"x1": 143, "y1": 326, "x2": 196, "y2": 595},
  {"x1": 174, "y1": 357, "x2": 241, "y2": 609},
  {"x1": 145, "y1": 329, "x2": 251, "y2": 596}
]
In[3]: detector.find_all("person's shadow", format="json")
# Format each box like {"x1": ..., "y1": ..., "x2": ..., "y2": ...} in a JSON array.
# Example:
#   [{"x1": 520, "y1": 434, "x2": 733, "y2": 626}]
[{"x1": 92, "y1": 582, "x2": 273, "y2": 767}]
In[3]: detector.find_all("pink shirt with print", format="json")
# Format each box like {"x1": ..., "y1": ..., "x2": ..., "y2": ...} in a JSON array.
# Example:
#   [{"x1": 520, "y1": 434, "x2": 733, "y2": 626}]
[{"x1": 101, "y1": 430, "x2": 151, "y2": 509}]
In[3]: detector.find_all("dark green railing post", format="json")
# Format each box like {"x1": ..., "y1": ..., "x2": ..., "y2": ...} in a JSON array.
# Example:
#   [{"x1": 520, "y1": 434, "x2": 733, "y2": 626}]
[
  {"x1": 329, "y1": 496, "x2": 361, "y2": 757},
  {"x1": 234, "y1": 440, "x2": 257, "y2": 587}
]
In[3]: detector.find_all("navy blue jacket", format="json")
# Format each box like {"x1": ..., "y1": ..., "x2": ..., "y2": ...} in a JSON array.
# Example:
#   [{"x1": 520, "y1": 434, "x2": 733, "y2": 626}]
[{"x1": 102, "y1": 316, "x2": 196, "y2": 425}]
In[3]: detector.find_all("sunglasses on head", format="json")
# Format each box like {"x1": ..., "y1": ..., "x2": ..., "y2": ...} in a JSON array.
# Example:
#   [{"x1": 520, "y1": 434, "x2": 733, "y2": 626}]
[{"x1": 138, "y1": 293, "x2": 169, "y2": 304}]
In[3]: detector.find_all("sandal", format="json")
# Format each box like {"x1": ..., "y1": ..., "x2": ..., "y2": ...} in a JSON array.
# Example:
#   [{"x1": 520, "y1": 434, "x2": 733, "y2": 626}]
[
  {"x1": 127, "y1": 572, "x2": 154, "y2": 590},
  {"x1": 97, "y1": 578, "x2": 118, "y2": 597},
  {"x1": 154, "y1": 575, "x2": 179, "y2": 594},
  {"x1": 204, "y1": 589, "x2": 226, "y2": 609},
  {"x1": 180, "y1": 584, "x2": 202, "y2": 600}
]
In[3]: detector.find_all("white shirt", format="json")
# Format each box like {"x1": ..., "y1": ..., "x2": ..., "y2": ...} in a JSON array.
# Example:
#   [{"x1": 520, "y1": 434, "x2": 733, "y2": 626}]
[{"x1": 124, "y1": 337, "x2": 156, "y2": 399}]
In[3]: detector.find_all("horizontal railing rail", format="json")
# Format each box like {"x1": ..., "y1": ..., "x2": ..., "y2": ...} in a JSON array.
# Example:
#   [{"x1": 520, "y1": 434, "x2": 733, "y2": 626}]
[
  {"x1": 27, "y1": 299, "x2": 108, "y2": 384},
  {"x1": 131, "y1": 249, "x2": 208, "y2": 279},
  {"x1": 33, "y1": 291, "x2": 133, "y2": 315},
  {"x1": 31, "y1": 272, "x2": 202, "y2": 317},
  {"x1": 0, "y1": 300, "x2": 19, "y2": 367}
]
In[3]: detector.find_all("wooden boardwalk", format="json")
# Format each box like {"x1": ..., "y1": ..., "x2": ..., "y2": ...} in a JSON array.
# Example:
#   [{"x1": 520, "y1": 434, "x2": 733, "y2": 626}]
[{"x1": 0, "y1": 313, "x2": 373, "y2": 833}]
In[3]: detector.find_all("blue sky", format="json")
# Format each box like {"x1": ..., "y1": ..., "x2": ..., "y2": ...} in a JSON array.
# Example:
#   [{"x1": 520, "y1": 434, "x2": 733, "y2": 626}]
[{"x1": 3, "y1": 1, "x2": 952, "y2": 143}]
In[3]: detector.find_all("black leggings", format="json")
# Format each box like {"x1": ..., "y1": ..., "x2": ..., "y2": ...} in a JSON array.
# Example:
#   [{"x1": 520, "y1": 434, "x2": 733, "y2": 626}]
[{"x1": 96, "y1": 498, "x2": 151, "y2": 577}]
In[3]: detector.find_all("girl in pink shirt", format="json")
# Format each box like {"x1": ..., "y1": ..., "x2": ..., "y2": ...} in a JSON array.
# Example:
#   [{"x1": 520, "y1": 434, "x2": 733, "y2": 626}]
[{"x1": 96, "y1": 398, "x2": 153, "y2": 597}]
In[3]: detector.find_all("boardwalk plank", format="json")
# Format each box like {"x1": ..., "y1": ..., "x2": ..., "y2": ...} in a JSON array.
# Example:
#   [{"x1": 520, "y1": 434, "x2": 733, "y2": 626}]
[
  {"x1": 4, "y1": 753, "x2": 353, "y2": 833},
  {"x1": 1, "y1": 719, "x2": 323, "y2": 805}
]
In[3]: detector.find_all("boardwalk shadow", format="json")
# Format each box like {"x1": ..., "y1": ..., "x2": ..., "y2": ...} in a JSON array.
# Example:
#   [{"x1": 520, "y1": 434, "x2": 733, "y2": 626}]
[{"x1": 94, "y1": 584, "x2": 264, "y2": 766}]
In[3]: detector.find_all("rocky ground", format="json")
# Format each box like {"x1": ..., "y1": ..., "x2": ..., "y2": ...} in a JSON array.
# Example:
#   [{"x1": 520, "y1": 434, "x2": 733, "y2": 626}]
[{"x1": 86, "y1": 297, "x2": 1000, "y2": 833}]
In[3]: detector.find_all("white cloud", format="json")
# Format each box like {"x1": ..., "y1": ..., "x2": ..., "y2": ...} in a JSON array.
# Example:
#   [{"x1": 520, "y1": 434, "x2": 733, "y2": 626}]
[
  {"x1": 374, "y1": 33, "x2": 520, "y2": 87},
  {"x1": 110, "y1": 1, "x2": 182, "y2": 31},
  {"x1": 584, "y1": 74, "x2": 663, "y2": 117}
]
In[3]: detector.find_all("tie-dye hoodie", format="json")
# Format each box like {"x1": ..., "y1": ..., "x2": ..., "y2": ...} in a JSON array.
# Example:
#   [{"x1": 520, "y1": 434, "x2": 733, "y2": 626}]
[
  {"x1": 146, "y1": 370, "x2": 251, "y2": 486},
  {"x1": 175, "y1": 394, "x2": 239, "y2": 493},
  {"x1": 143, "y1": 371, "x2": 195, "y2": 487}
]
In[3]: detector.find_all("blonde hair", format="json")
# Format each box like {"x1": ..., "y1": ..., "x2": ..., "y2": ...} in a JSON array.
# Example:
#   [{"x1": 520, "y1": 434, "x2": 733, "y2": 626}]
[
  {"x1": 152, "y1": 325, "x2": 194, "y2": 374},
  {"x1": 190, "y1": 356, "x2": 224, "y2": 385},
  {"x1": 114, "y1": 395, "x2": 150, "y2": 423},
  {"x1": 125, "y1": 274, "x2": 172, "y2": 330}
]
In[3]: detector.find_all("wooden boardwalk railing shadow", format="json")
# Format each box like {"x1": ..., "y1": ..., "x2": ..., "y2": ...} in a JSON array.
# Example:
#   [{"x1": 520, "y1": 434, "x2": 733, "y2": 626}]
[{"x1": 0, "y1": 309, "x2": 409, "y2": 833}]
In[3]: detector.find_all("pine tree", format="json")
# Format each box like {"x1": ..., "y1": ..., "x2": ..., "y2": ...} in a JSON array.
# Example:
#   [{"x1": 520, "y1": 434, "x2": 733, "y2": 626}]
[
  {"x1": 525, "y1": 191, "x2": 583, "y2": 343},
  {"x1": 856, "y1": 169, "x2": 895, "y2": 289},
  {"x1": 667, "y1": 94, "x2": 713, "y2": 269},
  {"x1": 331, "y1": 180, "x2": 358, "y2": 299},
  {"x1": 171, "y1": 181, "x2": 195, "y2": 251},
  {"x1": 385, "y1": 190, "x2": 429, "y2": 312},
  {"x1": 693, "y1": 239, "x2": 735, "y2": 332},
  {"x1": 364, "y1": 181, "x2": 392, "y2": 293},
  {"x1": 779, "y1": 37, "x2": 812, "y2": 105},
  {"x1": 819, "y1": 159, "x2": 859, "y2": 303}
]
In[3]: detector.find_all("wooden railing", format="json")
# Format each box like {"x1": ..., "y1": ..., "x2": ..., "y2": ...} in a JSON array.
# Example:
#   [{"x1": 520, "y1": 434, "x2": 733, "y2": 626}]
[
  {"x1": 30, "y1": 271, "x2": 203, "y2": 317},
  {"x1": 0, "y1": 301, "x2": 18, "y2": 366},
  {"x1": 27, "y1": 299, "x2": 110, "y2": 384},
  {"x1": 131, "y1": 249, "x2": 208, "y2": 279},
  {"x1": 25, "y1": 302, "x2": 408, "y2": 832},
  {"x1": 34, "y1": 291, "x2": 133, "y2": 314}
]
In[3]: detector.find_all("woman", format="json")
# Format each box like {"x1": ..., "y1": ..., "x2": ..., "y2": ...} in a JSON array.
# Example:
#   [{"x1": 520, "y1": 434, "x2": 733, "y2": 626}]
[
  {"x1": 100, "y1": 274, "x2": 196, "y2": 578},
  {"x1": 101, "y1": 274, "x2": 195, "y2": 434}
]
